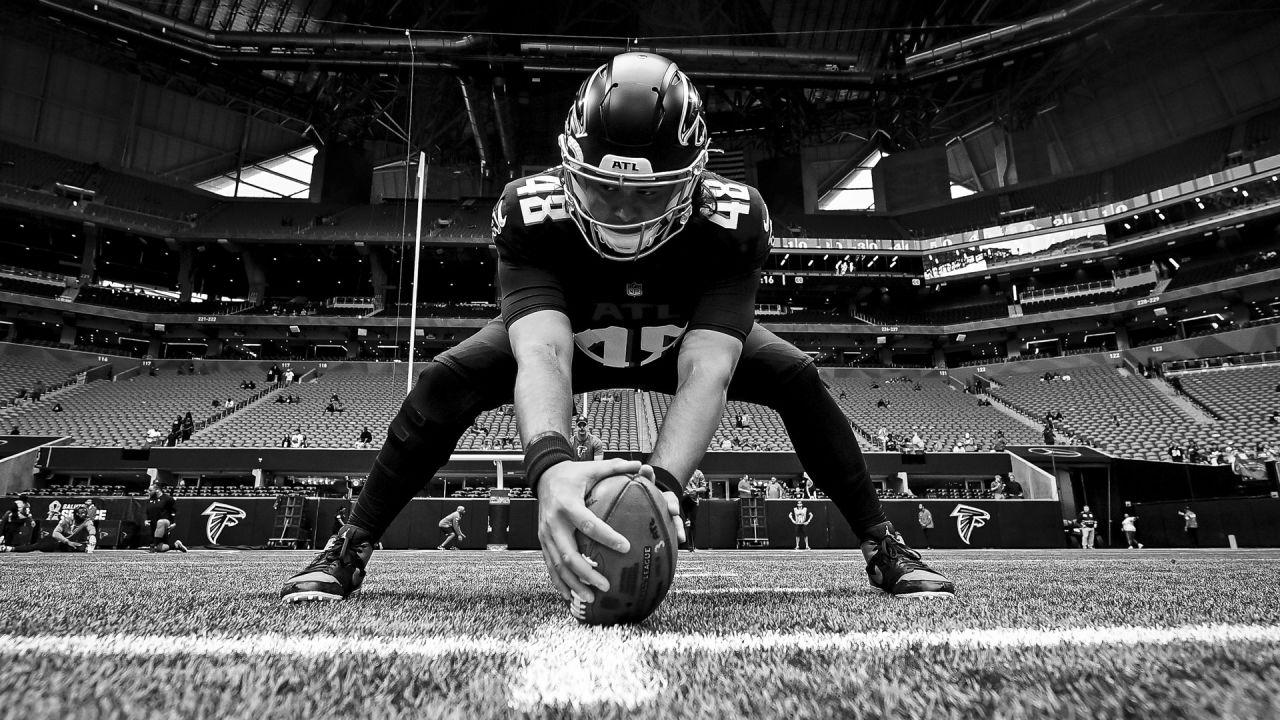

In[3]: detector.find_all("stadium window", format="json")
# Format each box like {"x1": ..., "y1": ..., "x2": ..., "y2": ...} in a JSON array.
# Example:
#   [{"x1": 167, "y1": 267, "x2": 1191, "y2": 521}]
[
  {"x1": 197, "y1": 145, "x2": 318, "y2": 199},
  {"x1": 818, "y1": 148, "x2": 885, "y2": 211}
]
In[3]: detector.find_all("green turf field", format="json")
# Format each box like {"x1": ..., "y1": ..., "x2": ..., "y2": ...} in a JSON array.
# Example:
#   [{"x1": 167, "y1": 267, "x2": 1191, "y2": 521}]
[{"x1": 3, "y1": 549, "x2": 1280, "y2": 719}]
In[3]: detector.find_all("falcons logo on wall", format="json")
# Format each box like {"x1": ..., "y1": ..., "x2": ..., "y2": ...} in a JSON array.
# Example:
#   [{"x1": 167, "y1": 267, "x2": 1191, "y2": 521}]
[
  {"x1": 202, "y1": 502, "x2": 247, "y2": 545},
  {"x1": 950, "y1": 504, "x2": 992, "y2": 545}
]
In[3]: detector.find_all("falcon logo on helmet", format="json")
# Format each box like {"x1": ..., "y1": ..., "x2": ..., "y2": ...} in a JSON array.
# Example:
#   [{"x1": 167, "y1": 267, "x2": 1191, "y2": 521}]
[{"x1": 559, "y1": 52, "x2": 710, "y2": 261}]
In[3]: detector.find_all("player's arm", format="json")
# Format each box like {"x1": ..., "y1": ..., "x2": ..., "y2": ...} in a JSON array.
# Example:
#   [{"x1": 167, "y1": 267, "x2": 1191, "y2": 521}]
[
  {"x1": 510, "y1": 309, "x2": 639, "y2": 603},
  {"x1": 649, "y1": 328, "x2": 742, "y2": 489},
  {"x1": 591, "y1": 437, "x2": 603, "y2": 462}
]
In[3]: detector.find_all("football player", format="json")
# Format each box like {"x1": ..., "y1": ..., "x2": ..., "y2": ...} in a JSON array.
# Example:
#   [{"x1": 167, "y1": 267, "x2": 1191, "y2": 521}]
[
  {"x1": 281, "y1": 52, "x2": 953, "y2": 604},
  {"x1": 145, "y1": 485, "x2": 187, "y2": 553},
  {"x1": 2, "y1": 505, "x2": 95, "y2": 553}
]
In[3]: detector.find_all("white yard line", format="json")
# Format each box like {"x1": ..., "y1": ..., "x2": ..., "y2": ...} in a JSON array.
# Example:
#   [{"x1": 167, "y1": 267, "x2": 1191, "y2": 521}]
[
  {"x1": 5, "y1": 623, "x2": 1280, "y2": 710},
  {"x1": 669, "y1": 587, "x2": 826, "y2": 594},
  {"x1": 507, "y1": 622, "x2": 665, "y2": 711}
]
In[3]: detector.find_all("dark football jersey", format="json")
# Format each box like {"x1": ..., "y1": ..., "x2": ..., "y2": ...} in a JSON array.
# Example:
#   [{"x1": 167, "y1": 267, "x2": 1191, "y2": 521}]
[{"x1": 493, "y1": 169, "x2": 771, "y2": 369}]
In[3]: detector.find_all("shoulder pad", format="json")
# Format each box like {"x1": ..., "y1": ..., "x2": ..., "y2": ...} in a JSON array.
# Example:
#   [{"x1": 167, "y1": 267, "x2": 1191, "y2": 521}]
[
  {"x1": 492, "y1": 171, "x2": 572, "y2": 238},
  {"x1": 696, "y1": 174, "x2": 772, "y2": 258}
]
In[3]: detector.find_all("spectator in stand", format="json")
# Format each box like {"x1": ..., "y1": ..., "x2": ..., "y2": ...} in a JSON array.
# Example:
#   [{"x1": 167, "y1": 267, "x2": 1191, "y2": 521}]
[
  {"x1": 213, "y1": 397, "x2": 223, "y2": 408},
  {"x1": 737, "y1": 474, "x2": 756, "y2": 498},
  {"x1": 326, "y1": 395, "x2": 346, "y2": 414},
  {"x1": 992, "y1": 430, "x2": 1008, "y2": 452},
  {"x1": 765, "y1": 477, "x2": 785, "y2": 499},
  {"x1": 1121, "y1": 513, "x2": 1144, "y2": 549},
  {"x1": 876, "y1": 427, "x2": 889, "y2": 450},
  {"x1": 1079, "y1": 506, "x2": 1098, "y2": 549},
  {"x1": 166, "y1": 415, "x2": 182, "y2": 447},
  {"x1": 876, "y1": 398, "x2": 890, "y2": 409},
  {"x1": 51, "y1": 401, "x2": 64, "y2": 412},
  {"x1": 32, "y1": 380, "x2": 45, "y2": 402},
  {"x1": 1042, "y1": 424, "x2": 1055, "y2": 445},
  {"x1": 355, "y1": 427, "x2": 374, "y2": 449},
  {"x1": 290, "y1": 427, "x2": 308, "y2": 448},
  {"x1": 275, "y1": 394, "x2": 287, "y2": 404},
  {"x1": 1168, "y1": 443, "x2": 1185, "y2": 463},
  {"x1": 916, "y1": 504, "x2": 934, "y2": 549},
  {"x1": 181, "y1": 412, "x2": 194, "y2": 442},
  {"x1": 909, "y1": 431, "x2": 925, "y2": 451},
  {"x1": 735, "y1": 412, "x2": 752, "y2": 429},
  {"x1": 284, "y1": 368, "x2": 295, "y2": 385},
  {"x1": 224, "y1": 397, "x2": 235, "y2": 410},
  {"x1": 961, "y1": 432, "x2": 976, "y2": 452},
  {"x1": 990, "y1": 474, "x2": 1006, "y2": 499},
  {"x1": 268, "y1": 364, "x2": 281, "y2": 383},
  {"x1": 1177, "y1": 506, "x2": 1199, "y2": 546},
  {"x1": 1269, "y1": 410, "x2": 1279, "y2": 425},
  {"x1": 1004, "y1": 474, "x2": 1024, "y2": 499},
  {"x1": 145, "y1": 428, "x2": 163, "y2": 447}
]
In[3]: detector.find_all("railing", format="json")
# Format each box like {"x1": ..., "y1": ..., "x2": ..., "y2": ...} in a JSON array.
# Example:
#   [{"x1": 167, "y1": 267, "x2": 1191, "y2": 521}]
[
  {"x1": 1163, "y1": 350, "x2": 1280, "y2": 375},
  {"x1": 1022, "y1": 280, "x2": 1115, "y2": 303}
]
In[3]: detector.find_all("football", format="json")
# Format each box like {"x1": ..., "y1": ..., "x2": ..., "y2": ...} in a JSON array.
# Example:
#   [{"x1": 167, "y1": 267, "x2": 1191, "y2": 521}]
[{"x1": 573, "y1": 474, "x2": 679, "y2": 626}]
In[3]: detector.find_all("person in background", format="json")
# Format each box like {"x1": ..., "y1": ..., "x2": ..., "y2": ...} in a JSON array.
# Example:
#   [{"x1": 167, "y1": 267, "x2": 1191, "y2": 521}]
[
  {"x1": 145, "y1": 485, "x2": 187, "y2": 553},
  {"x1": 917, "y1": 504, "x2": 934, "y2": 550},
  {"x1": 990, "y1": 474, "x2": 1006, "y2": 500},
  {"x1": 790, "y1": 500, "x2": 813, "y2": 551},
  {"x1": 571, "y1": 419, "x2": 603, "y2": 462},
  {"x1": 1, "y1": 500, "x2": 36, "y2": 548},
  {"x1": 181, "y1": 411, "x2": 194, "y2": 442},
  {"x1": 1003, "y1": 474, "x2": 1024, "y2": 499},
  {"x1": 331, "y1": 505, "x2": 351, "y2": 538},
  {"x1": 765, "y1": 476, "x2": 785, "y2": 499},
  {"x1": 355, "y1": 427, "x2": 374, "y2": 449},
  {"x1": 1079, "y1": 505, "x2": 1098, "y2": 549},
  {"x1": 2, "y1": 505, "x2": 95, "y2": 553},
  {"x1": 1177, "y1": 506, "x2": 1200, "y2": 546},
  {"x1": 436, "y1": 506, "x2": 466, "y2": 551},
  {"x1": 1121, "y1": 512, "x2": 1144, "y2": 549},
  {"x1": 680, "y1": 469, "x2": 709, "y2": 552}
]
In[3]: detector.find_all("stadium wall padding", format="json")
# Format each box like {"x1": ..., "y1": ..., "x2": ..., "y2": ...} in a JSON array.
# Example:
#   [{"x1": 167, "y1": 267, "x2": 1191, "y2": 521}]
[
  {"x1": 25, "y1": 495, "x2": 1065, "y2": 549},
  {"x1": 1129, "y1": 496, "x2": 1280, "y2": 547}
]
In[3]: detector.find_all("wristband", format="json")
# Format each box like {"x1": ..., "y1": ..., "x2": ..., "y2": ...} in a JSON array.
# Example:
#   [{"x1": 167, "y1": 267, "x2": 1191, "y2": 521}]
[
  {"x1": 524, "y1": 432, "x2": 574, "y2": 498},
  {"x1": 648, "y1": 464, "x2": 684, "y2": 497}
]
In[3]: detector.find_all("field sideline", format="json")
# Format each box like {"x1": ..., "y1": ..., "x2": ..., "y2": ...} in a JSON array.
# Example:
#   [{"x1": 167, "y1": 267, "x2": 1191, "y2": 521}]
[{"x1": 3, "y1": 549, "x2": 1279, "y2": 719}]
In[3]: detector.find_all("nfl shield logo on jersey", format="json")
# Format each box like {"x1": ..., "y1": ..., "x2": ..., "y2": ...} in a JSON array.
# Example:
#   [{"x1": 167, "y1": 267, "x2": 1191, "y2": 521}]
[{"x1": 625, "y1": 282, "x2": 643, "y2": 297}]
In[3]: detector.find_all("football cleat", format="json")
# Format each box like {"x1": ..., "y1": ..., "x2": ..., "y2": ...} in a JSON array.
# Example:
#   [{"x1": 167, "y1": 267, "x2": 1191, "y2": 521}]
[
  {"x1": 174, "y1": 540, "x2": 188, "y2": 553},
  {"x1": 280, "y1": 524, "x2": 374, "y2": 603},
  {"x1": 863, "y1": 524, "x2": 955, "y2": 598}
]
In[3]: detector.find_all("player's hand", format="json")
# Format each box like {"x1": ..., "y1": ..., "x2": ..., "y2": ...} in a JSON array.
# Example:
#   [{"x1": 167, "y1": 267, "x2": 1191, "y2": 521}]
[
  {"x1": 637, "y1": 465, "x2": 686, "y2": 545},
  {"x1": 537, "y1": 458, "x2": 640, "y2": 603}
]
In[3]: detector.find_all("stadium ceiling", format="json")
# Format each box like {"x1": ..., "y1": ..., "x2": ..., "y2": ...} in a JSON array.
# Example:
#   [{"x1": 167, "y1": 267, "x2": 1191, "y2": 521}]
[{"x1": 10, "y1": 0, "x2": 1275, "y2": 170}]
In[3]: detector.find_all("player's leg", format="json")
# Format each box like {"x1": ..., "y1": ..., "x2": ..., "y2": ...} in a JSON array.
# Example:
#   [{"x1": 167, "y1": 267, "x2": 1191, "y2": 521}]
[
  {"x1": 679, "y1": 496, "x2": 698, "y2": 551},
  {"x1": 282, "y1": 319, "x2": 516, "y2": 603},
  {"x1": 6, "y1": 537, "x2": 63, "y2": 553},
  {"x1": 728, "y1": 324, "x2": 953, "y2": 598}
]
